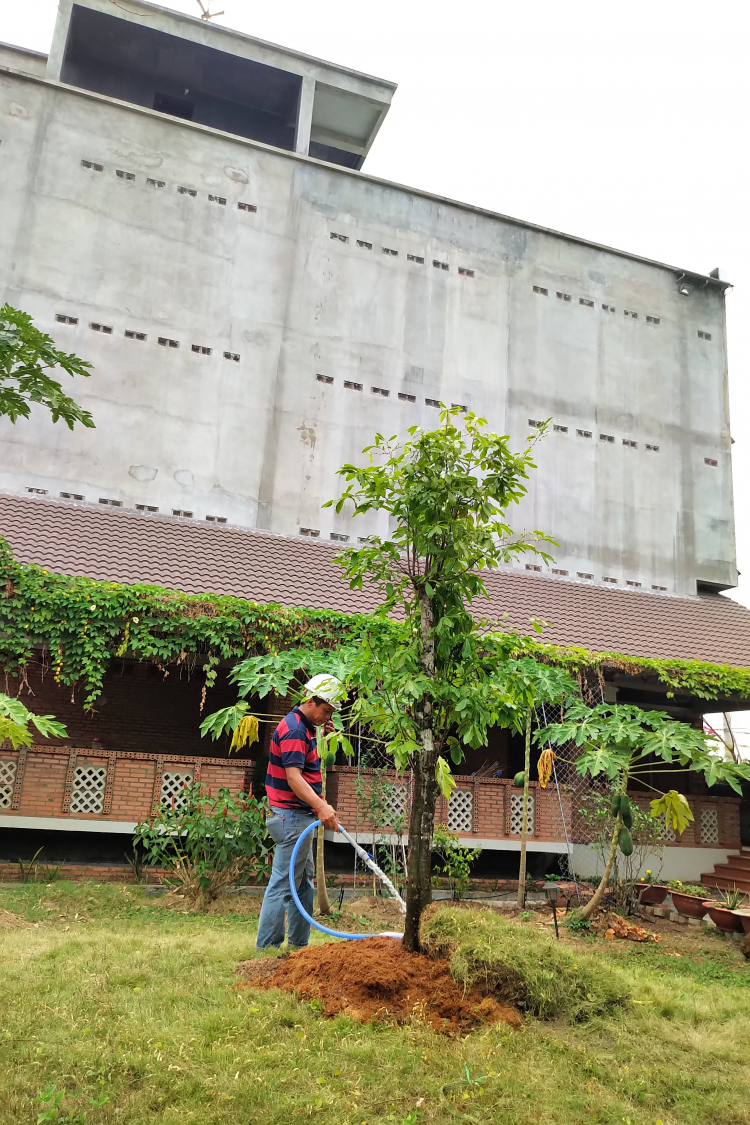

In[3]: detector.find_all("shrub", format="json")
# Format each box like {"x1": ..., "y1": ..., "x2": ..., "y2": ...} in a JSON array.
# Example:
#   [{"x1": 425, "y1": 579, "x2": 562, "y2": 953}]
[
  {"x1": 419, "y1": 904, "x2": 629, "y2": 1021},
  {"x1": 134, "y1": 783, "x2": 272, "y2": 910},
  {"x1": 431, "y1": 825, "x2": 482, "y2": 900}
]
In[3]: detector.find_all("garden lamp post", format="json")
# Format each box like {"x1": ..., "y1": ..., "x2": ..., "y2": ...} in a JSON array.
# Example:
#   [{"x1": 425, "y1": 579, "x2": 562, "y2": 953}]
[{"x1": 543, "y1": 881, "x2": 560, "y2": 939}]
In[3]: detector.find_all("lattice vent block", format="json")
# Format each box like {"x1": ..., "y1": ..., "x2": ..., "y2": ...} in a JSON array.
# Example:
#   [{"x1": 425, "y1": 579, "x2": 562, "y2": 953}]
[
  {"x1": 510, "y1": 791, "x2": 534, "y2": 835},
  {"x1": 70, "y1": 765, "x2": 106, "y2": 814},
  {"x1": 0, "y1": 759, "x2": 17, "y2": 809},
  {"x1": 382, "y1": 784, "x2": 407, "y2": 824},
  {"x1": 162, "y1": 771, "x2": 193, "y2": 809},
  {"x1": 661, "y1": 816, "x2": 677, "y2": 843},
  {"x1": 447, "y1": 788, "x2": 473, "y2": 833},
  {"x1": 700, "y1": 806, "x2": 719, "y2": 845}
]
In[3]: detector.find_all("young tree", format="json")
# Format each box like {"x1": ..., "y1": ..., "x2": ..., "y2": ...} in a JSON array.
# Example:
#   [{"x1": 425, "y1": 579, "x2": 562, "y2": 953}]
[
  {"x1": 0, "y1": 305, "x2": 94, "y2": 429},
  {"x1": 539, "y1": 702, "x2": 750, "y2": 919}
]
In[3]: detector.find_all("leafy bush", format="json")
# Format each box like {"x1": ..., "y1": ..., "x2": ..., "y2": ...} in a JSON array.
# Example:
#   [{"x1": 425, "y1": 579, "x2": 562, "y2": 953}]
[
  {"x1": 133, "y1": 783, "x2": 272, "y2": 909},
  {"x1": 431, "y1": 824, "x2": 482, "y2": 900},
  {"x1": 420, "y1": 904, "x2": 629, "y2": 1021}
]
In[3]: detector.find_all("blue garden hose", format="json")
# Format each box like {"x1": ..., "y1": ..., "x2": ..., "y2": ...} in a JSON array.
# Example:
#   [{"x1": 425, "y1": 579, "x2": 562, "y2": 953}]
[{"x1": 288, "y1": 819, "x2": 403, "y2": 941}]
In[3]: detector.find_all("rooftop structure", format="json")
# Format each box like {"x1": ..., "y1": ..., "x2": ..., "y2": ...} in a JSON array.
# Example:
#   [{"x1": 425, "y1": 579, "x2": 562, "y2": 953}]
[{"x1": 49, "y1": 0, "x2": 395, "y2": 168}]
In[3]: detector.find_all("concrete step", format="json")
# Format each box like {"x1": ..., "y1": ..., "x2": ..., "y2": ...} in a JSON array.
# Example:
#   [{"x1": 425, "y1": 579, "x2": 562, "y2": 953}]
[
  {"x1": 717, "y1": 855, "x2": 750, "y2": 871},
  {"x1": 701, "y1": 872, "x2": 750, "y2": 895}
]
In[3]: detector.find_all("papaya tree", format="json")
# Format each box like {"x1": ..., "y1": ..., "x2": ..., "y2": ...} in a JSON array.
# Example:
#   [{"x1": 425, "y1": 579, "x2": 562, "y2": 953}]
[{"x1": 538, "y1": 702, "x2": 750, "y2": 919}]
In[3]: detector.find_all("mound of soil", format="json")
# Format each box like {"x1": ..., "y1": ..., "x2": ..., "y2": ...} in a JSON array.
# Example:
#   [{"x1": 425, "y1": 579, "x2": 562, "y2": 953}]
[
  {"x1": 237, "y1": 937, "x2": 522, "y2": 1033},
  {"x1": 158, "y1": 890, "x2": 261, "y2": 915},
  {"x1": 347, "y1": 896, "x2": 405, "y2": 927},
  {"x1": 0, "y1": 910, "x2": 32, "y2": 930}
]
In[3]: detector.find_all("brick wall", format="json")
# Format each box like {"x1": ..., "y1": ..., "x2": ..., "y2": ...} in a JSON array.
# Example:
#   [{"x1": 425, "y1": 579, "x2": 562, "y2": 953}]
[
  {"x1": 327, "y1": 767, "x2": 740, "y2": 848},
  {"x1": 327, "y1": 767, "x2": 572, "y2": 842},
  {"x1": 0, "y1": 745, "x2": 247, "y2": 824},
  {"x1": 10, "y1": 658, "x2": 247, "y2": 758}
]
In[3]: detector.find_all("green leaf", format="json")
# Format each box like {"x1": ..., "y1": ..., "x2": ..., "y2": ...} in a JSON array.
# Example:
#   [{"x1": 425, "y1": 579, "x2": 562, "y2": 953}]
[{"x1": 435, "y1": 756, "x2": 457, "y2": 801}]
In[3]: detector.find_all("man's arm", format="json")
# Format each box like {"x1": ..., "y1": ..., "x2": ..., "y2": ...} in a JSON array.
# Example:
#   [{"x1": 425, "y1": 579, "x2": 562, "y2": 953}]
[{"x1": 285, "y1": 767, "x2": 339, "y2": 830}]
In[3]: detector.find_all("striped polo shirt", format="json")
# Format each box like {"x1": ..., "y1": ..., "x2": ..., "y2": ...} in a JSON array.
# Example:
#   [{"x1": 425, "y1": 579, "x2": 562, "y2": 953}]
[{"x1": 265, "y1": 706, "x2": 322, "y2": 810}]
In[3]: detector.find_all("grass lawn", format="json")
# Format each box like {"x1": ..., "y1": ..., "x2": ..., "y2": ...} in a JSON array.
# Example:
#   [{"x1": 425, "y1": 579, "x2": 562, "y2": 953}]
[{"x1": 0, "y1": 883, "x2": 749, "y2": 1124}]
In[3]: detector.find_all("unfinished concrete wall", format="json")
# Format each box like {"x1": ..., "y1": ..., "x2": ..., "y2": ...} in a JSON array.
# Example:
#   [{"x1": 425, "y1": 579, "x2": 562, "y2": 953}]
[{"x1": 0, "y1": 66, "x2": 735, "y2": 597}]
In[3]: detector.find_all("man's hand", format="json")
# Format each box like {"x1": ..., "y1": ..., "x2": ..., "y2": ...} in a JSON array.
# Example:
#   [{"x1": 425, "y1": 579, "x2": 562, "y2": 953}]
[
  {"x1": 285, "y1": 767, "x2": 340, "y2": 831},
  {"x1": 315, "y1": 800, "x2": 339, "y2": 831},
  {"x1": 321, "y1": 719, "x2": 336, "y2": 735}
]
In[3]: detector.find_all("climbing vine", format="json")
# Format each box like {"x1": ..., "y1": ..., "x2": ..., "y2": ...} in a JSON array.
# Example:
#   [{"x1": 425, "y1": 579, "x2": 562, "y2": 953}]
[
  {"x1": 1, "y1": 537, "x2": 748, "y2": 711},
  {"x1": 0, "y1": 538, "x2": 369, "y2": 708}
]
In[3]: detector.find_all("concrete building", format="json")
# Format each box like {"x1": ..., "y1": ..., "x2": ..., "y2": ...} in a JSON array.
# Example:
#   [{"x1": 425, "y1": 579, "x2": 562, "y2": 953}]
[{"x1": 0, "y1": 0, "x2": 736, "y2": 598}]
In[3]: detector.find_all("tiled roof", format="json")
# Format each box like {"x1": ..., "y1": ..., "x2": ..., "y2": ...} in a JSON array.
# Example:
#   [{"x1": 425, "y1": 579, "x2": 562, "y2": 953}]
[{"x1": 2, "y1": 492, "x2": 750, "y2": 668}]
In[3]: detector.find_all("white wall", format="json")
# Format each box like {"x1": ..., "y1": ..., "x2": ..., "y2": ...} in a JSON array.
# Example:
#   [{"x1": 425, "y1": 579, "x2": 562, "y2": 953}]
[{"x1": 0, "y1": 67, "x2": 736, "y2": 595}]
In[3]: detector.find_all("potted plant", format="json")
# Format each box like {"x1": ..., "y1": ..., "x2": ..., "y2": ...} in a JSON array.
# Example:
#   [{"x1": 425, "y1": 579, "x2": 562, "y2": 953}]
[
  {"x1": 733, "y1": 908, "x2": 750, "y2": 935},
  {"x1": 669, "y1": 881, "x2": 711, "y2": 920},
  {"x1": 702, "y1": 887, "x2": 747, "y2": 934},
  {"x1": 635, "y1": 869, "x2": 668, "y2": 906}
]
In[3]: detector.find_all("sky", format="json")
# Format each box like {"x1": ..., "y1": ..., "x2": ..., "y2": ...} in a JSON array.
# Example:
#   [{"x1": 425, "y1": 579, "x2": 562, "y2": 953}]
[{"x1": 2, "y1": 0, "x2": 750, "y2": 745}]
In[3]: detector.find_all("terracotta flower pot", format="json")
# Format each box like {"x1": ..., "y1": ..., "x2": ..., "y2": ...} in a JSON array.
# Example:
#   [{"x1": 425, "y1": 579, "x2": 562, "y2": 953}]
[
  {"x1": 670, "y1": 892, "x2": 708, "y2": 919},
  {"x1": 703, "y1": 902, "x2": 744, "y2": 933},
  {"x1": 733, "y1": 909, "x2": 750, "y2": 935},
  {"x1": 636, "y1": 884, "x2": 668, "y2": 906}
]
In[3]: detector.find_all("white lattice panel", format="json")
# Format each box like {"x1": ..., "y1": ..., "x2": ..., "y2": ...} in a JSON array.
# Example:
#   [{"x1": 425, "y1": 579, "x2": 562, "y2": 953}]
[
  {"x1": 382, "y1": 784, "x2": 407, "y2": 823},
  {"x1": 0, "y1": 759, "x2": 17, "y2": 809},
  {"x1": 70, "y1": 765, "x2": 106, "y2": 814},
  {"x1": 510, "y1": 791, "x2": 534, "y2": 835},
  {"x1": 447, "y1": 788, "x2": 473, "y2": 832},
  {"x1": 161, "y1": 770, "x2": 193, "y2": 809},
  {"x1": 700, "y1": 806, "x2": 719, "y2": 845}
]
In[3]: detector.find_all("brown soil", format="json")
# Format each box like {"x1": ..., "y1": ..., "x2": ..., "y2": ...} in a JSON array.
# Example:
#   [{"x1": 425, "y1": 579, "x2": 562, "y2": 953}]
[
  {"x1": 236, "y1": 936, "x2": 522, "y2": 1033},
  {"x1": 158, "y1": 890, "x2": 261, "y2": 916},
  {"x1": 0, "y1": 909, "x2": 32, "y2": 930}
]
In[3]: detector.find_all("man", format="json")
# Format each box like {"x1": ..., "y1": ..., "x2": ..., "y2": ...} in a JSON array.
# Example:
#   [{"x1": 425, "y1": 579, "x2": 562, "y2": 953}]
[{"x1": 256, "y1": 674, "x2": 343, "y2": 950}]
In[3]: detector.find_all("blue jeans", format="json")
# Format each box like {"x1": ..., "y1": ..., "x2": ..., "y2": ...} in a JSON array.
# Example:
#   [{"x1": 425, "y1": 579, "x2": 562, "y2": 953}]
[{"x1": 256, "y1": 806, "x2": 317, "y2": 949}]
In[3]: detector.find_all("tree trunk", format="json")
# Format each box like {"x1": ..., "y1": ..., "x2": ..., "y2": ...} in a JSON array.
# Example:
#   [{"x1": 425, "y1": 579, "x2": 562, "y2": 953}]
[
  {"x1": 580, "y1": 777, "x2": 627, "y2": 920},
  {"x1": 402, "y1": 588, "x2": 438, "y2": 953},
  {"x1": 516, "y1": 707, "x2": 532, "y2": 908},
  {"x1": 403, "y1": 737, "x2": 439, "y2": 951},
  {"x1": 315, "y1": 765, "x2": 331, "y2": 915}
]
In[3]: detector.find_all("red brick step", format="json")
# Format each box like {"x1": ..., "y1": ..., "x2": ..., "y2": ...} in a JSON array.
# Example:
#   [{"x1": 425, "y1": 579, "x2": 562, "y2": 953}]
[{"x1": 701, "y1": 849, "x2": 750, "y2": 896}]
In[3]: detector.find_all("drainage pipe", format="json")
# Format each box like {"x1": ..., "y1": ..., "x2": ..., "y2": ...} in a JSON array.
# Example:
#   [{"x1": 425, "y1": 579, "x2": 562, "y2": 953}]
[{"x1": 288, "y1": 820, "x2": 404, "y2": 941}]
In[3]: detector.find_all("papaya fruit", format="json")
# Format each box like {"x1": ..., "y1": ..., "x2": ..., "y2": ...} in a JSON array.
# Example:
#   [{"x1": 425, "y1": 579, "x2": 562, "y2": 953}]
[
  {"x1": 620, "y1": 795, "x2": 633, "y2": 829},
  {"x1": 618, "y1": 827, "x2": 633, "y2": 856},
  {"x1": 321, "y1": 750, "x2": 336, "y2": 768},
  {"x1": 610, "y1": 793, "x2": 621, "y2": 817},
  {"x1": 513, "y1": 771, "x2": 526, "y2": 788}
]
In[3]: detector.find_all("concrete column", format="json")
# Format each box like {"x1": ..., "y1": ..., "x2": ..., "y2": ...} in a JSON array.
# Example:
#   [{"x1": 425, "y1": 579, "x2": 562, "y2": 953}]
[
  {"x1": 295, "y1": 76, "x2": 315, "y2": 155},
  {"x1": 46, "y1": 0, "x2": 74, "y2": 82}
]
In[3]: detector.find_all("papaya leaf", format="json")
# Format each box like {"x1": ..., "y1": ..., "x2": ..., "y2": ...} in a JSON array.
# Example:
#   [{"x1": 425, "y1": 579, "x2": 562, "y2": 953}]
[{"x1": 650, "y1": 790, "x2": 694, "y2": 834}]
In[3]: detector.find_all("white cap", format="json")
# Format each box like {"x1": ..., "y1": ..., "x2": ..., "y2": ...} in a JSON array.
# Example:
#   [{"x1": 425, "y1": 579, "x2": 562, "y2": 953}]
[{"x1": 303, "y1": 673, "x2": 345, "y2": 710}]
